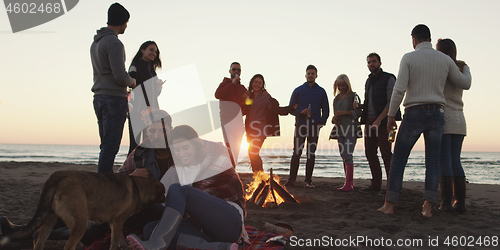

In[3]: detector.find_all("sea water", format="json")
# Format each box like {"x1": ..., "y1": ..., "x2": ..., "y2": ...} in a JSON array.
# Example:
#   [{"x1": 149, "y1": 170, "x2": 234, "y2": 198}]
[{"x1": 1, "y1": 144, "x2": 499, "y2": 185}]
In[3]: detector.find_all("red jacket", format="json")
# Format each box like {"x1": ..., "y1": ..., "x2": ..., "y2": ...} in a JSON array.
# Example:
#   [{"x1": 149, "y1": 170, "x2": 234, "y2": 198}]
[{"x1": 215, "y1": 77, "x2": 247, "y2": 113}]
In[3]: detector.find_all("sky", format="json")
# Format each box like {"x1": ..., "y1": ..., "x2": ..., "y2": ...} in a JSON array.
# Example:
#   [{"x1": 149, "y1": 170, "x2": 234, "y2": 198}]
[{"x1": 1, "y1": 0, "x2": 499, "y2": 152}]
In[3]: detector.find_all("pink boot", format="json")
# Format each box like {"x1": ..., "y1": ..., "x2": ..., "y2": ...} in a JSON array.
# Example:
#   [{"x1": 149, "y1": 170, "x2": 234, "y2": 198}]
[{"x1": 337, "y1": 163, "x2": 354, "y2": 191}]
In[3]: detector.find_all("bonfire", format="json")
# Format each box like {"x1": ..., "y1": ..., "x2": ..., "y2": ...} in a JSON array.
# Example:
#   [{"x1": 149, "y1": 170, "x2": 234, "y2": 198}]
[{"x1": 245, "y1": 169, "x2": 298, "y2": 208}]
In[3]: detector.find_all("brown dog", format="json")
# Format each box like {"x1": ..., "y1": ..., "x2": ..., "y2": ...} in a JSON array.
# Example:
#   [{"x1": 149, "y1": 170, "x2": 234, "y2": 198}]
[{"x1": 0, "y1": 170, "x2": 165, "y2": 250}]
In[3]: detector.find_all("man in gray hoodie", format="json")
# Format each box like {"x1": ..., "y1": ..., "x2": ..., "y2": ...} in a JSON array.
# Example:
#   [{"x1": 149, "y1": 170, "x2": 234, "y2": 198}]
[{"x1": 91, "y1": 2, "x2": 136, "y2": 173}]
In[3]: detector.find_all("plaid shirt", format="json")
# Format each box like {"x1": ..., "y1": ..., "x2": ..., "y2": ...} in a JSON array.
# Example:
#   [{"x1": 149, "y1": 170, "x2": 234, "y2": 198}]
[
  {"x1": 193, "y1": 168, "x2": 246, "y2": 212},
  {"x1": 118, "y1": 150, "x2": 137, "y2": 175},
  {"x1": 192, "y1": 141, "x2": 246, "y2": 212},
  {"x1": 118, "y1": 145, "x2": 173, "y2": 179}
]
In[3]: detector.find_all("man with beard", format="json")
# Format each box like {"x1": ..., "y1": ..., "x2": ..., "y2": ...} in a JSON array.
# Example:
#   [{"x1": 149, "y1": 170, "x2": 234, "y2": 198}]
[
  {"x1": 359, "y1": 53, "x2": 401, "y2": 196},
  {"x1": 284, "y1": 65, "x2": 329, "y2": 188},
  {"x1": 119, "y1": 110, "x2": 174, "y2": 179},
  {"x1": 214, "y1": 62, "x2": 248, "y2": 167}
]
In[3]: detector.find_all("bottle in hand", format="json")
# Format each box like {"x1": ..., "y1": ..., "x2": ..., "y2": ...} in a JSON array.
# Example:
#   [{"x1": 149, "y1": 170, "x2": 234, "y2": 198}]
[
  {"x1": 388, "y1": 127, "x2": 397, "y2": 142},
  {"x1": 354, "y1": 95, "x2": 360, "y2": 109}
]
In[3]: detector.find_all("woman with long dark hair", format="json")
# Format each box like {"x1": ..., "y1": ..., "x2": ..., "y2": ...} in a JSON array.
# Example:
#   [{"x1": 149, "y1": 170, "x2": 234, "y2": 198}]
[
  {"x1": 126, "y1": 125, "x2": 246, "y2": 250},
  {"x1": 128, "y1": 41, "x2": 164, "y2": 155},
  {"x1": 436, "y1": 38, "x2": 471, "y2": 213},
  {"x1": 245, "y1": 74, "x2": 272, "y2": 173}
]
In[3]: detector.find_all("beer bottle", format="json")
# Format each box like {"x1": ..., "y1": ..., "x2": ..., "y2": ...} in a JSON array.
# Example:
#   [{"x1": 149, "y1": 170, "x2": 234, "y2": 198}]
[{"x1": 388, "y1": 127, "x2": 397, "y2": 142}]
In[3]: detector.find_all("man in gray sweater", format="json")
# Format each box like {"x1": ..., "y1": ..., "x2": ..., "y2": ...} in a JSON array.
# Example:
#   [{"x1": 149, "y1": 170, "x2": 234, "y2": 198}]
[
  {"x1": 91, "y1": 3, "x2": 136, "y2": 173},
  {"x1": 378, "y1": 24, "x2": 471, "y2": 217}
]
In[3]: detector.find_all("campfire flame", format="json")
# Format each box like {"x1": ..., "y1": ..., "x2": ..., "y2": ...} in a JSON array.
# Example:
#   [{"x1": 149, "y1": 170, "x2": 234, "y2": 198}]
[{"x1": 245, "y1": 170, "x2": 297, "y2": 207}]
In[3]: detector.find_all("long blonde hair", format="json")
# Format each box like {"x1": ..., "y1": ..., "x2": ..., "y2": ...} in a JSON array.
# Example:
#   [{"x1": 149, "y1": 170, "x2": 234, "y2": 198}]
[{"x1": 333, "y1": 74, "x2": 353, "y2": 96}]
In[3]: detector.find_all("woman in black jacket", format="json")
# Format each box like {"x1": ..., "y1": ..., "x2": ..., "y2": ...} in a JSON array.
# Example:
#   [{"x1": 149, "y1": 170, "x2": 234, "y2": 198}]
[{"x1": 127, "y1": 41, "x2": 164, "y2": 155}]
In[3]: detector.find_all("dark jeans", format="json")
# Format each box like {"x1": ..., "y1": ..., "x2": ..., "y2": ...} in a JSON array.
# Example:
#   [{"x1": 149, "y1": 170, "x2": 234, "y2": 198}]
[
  {"x1": 364, "y1": 117, "x2": 393, "y2": 189},
  {"x1": 247, "y1": 135, "x2": 265, "y2": 172},
  {"x1": 93, "y1": 95, "x2": 128, "y2": 173},
  {"x1": 386, "y1": 105, "x2": 445, "y2": 204},
  {"x1": 440, "y1": 134, "x2": 465, "y2": 177},
  {"x1": 289, "y1": 124, "x2": 321, "y2": 183},
  {"x1": 144, "y1": 184, "x2": 242, "y2": 249}
]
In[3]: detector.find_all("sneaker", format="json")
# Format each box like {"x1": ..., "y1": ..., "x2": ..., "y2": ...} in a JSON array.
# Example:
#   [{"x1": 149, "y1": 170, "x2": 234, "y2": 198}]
[
  {"x1": 359, "y1": 186, "x2": 381, "y2": 193},
  {"x1": 304, "y1": 181, "x2": 315, "y2": 188},
  {"x1": 284, "y1": 180, "x2": 295, "y2": 188},
  {"x1": 378, "y1": 189, "x2": 386, "y2": 197}
]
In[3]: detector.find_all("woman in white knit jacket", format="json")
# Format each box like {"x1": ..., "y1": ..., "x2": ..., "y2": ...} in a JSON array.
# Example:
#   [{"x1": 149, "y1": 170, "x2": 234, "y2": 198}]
[{"x1": 436, "y1": 38, "x2": 471, "y2": 214}]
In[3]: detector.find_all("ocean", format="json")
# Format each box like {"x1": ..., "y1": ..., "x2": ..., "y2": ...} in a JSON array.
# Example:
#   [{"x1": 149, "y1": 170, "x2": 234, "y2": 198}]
[{"x1": 1, "y1": 144, "x2": 499, "y2": 185}]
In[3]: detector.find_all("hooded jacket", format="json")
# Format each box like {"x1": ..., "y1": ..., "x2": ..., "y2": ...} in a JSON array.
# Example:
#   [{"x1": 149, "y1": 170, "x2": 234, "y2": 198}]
[{"x1": 90, "y1": 27, "x2": 134, "y2": 97}]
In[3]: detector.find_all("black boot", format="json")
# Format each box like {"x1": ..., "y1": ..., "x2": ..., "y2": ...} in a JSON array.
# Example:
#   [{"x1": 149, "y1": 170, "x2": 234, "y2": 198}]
[
  {"x1": 453, "y1": 176, "x2": 467, "y2": 214},
  {"x1": 0, "y1": 216, "x2": 24, "y2": 236},
  {"x1": 439, "y1": 176, "x2": 454, "y2": 212}
]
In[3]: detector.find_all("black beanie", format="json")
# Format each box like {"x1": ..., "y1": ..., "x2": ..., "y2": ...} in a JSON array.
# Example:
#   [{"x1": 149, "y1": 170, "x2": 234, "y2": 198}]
[{"x1": 107, "y1": 3, "x2": 130, "y2": 26}]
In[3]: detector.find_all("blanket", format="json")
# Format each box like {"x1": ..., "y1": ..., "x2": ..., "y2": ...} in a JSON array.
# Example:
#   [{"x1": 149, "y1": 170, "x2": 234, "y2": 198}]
[{"x1": 85, "y1": 226, "x2": 288, "y2": 250}]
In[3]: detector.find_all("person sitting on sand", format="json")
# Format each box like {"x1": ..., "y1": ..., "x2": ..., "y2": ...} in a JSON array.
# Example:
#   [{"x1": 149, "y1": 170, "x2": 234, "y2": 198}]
[
  {"x1": 119, "y1": 109, "x2": 174, "y2": 180},
  {"x1": 378, "y1": 24, "x2": 471, "y2": 217},
  {"x1": 126, "y1": 125, "x2": 248, "y2": 250}
]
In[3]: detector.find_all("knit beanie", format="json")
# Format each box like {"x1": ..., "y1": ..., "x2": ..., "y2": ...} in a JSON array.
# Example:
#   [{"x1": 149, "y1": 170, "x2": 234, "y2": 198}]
[{"x1": 107, "y1": 3, "x2": 130, "y2": 26}]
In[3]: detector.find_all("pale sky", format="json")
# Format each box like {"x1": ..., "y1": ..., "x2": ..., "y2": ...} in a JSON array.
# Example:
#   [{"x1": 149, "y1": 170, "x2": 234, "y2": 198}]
[{"x1": 1, "y1": 0, "x2": 499, "y2": 152}]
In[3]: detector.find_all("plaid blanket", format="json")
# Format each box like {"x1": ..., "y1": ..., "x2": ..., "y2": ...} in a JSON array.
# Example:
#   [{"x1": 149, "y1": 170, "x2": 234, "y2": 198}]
[{"x1": 85, "y1": 226, "x2": 288, "y2": 250}]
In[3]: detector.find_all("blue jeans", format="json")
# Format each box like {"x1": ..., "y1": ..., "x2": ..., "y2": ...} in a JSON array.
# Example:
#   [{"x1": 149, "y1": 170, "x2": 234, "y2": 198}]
[
  {"x1": 93, "y1": 95, "x2": 128, "y2": 173},
  {"x1": 289, "y1": 124, "x2": 321, "y2": 183},
  {"x1": 386, "y1": 106, "x2": 445, "y2": 204},
  {"x1": 440, "y1": 134, "x2": 465, "y2": 177},
  {"x1": 144, "y1": 184, "x2": 242, "y2": 248}
]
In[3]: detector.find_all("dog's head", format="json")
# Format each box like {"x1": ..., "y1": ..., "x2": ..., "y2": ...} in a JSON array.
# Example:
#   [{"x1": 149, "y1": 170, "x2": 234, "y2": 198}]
[
  {"x1": 132, "y1": 177, "x2": 166, "y2": 208},
  {"x1": 153, "y1": 180, "x2": 166, "y2": 204}
]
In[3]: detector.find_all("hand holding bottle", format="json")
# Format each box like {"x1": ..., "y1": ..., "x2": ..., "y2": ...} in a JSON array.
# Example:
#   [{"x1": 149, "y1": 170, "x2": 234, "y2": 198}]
[{"x1": 232, "y1": 73, "x2": 240, "y2": 84}]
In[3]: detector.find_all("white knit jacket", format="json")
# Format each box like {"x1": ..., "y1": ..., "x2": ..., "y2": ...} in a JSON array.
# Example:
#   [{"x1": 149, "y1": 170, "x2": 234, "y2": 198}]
[{"x1": 388, "y1": 42, "x2": 471, "y2": 117}]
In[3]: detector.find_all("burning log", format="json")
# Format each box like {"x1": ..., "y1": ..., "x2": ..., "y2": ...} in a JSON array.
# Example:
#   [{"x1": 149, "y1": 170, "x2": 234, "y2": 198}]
[
  {"x1": 255, "y1": 185, "x2": 270, "y2": 207},
  {"x1": 270, "y1": 178, "x2": 298, "y2": 203},
  {"x1": 249, "y1": 180, "x2": 266, "y2": 204},
  {"x1": 269, "y1": 169, "x2": 278, "y2": 205}
]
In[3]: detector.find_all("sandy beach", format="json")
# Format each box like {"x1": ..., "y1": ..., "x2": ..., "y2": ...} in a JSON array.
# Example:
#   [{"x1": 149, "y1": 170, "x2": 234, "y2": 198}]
[{"x1": 1, "y1": 161, "x2": 499, "y2": 249}]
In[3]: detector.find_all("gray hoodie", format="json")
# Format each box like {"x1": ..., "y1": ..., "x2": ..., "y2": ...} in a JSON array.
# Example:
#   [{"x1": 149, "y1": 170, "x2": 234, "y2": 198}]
[{"x1": 90, "y1": 27, "x2": 134, "y2": 97}]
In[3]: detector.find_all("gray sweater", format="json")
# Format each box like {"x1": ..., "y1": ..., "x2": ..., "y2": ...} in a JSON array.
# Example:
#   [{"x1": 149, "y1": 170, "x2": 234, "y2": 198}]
[
  {"x1": 443, "y1": 64, "x2": 470, "y2": 135},
  {"x1": 90, "y1": 27, "x2": 134, "y2": 97},
  {"x1": 388, "y1": 42, "x2": 471, "y2": 117}
]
